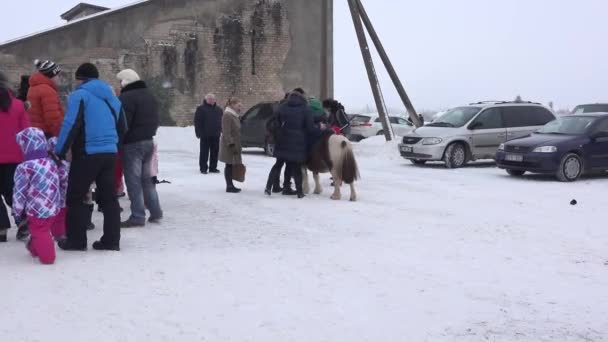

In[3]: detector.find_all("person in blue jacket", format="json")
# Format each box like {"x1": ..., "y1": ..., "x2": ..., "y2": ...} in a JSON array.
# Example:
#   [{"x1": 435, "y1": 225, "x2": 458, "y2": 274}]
[{"x1": 54, "y1": 63, "x2": 127, "y2": 252}]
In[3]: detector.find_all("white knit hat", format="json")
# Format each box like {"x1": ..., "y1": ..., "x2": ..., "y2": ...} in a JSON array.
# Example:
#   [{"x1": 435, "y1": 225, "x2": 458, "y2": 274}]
[{"x1": 116, "y1": 69, "x2": 141, "y2": 87}]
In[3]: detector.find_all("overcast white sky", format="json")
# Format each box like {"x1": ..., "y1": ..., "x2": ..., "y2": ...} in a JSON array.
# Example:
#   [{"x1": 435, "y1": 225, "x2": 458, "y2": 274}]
[{"x1": 1, "y1": 0, "x2": 607, "y2": 111}]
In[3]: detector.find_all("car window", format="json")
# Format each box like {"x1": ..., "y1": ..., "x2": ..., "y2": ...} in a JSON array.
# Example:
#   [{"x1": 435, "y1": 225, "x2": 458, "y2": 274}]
[
  {"x1": 242, "y1": 106, "x2": 262, "y2": 121},
  {"x1": 389, "y1": 117, "x2": 400, "y2": 124},
  {"x1": 374, "y1": 118, "x2": 382, "y2": 123},
  {"x1": 427, "y1": 106, "x2": 481, "y2": 128},
  {"x1": 538, "y1": 116, "x2": 596, "y2": 135},
  {"x1": 470, "y1": 108, "x2": 504, "y2": 129},
  {"x1": 573, "y1": 104, "x2": 608, "y2": 114},
  {"x1": 258, "y1": 104, "x2": 275, "y2": 120},
  {"x1": 351, "y1": 115, "x2": 371, "y2": 125},
  {"x1": 397, "y1": 118, "x2": 409, "y2": 125},
  {"x1": 503, "y1": 106, "x2": 554, "y2": 127}
]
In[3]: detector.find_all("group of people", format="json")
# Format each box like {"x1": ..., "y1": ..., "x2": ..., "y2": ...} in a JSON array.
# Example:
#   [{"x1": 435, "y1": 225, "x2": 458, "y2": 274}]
[
  {"x1": 194, "y1": 87, "x2": 350, "y2": 198},
  {"x1": 0, "y1": 59, "x2": 163, "y2": 264}
]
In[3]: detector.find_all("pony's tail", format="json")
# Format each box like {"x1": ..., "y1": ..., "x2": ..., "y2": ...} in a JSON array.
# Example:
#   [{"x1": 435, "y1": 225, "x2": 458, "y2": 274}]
[{"x1": 340, "y1": 140, "x2": 359, "y2": 184}]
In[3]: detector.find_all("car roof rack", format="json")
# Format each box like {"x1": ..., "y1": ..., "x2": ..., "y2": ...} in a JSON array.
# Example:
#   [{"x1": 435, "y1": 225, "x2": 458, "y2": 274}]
[{"x1": 469, "y1": 100, "x2": 542, "y2": 105}]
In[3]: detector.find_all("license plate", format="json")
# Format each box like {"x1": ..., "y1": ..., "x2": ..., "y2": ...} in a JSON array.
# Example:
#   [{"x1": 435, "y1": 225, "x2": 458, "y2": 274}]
[
  {"x1": 401, "y1": 146, "x2": 413, "y2": 153},
  {"x1": 505, "y1": 153, "x2": 523, "y2": 162}
]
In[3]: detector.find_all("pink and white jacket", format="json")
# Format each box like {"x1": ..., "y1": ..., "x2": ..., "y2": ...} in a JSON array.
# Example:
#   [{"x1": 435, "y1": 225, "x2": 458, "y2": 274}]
[{"x1": 13, "y1": 128, "x2": 67, "y2": 219}]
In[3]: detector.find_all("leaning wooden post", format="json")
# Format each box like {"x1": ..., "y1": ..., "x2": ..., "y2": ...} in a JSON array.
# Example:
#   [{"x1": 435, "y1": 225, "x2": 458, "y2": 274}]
[
  {"x1": 347, "y1": 0, "x2": 393, "y2": 141},
  {"x1": 356, "y1": 0, "x2": 422, "y2": 128}
]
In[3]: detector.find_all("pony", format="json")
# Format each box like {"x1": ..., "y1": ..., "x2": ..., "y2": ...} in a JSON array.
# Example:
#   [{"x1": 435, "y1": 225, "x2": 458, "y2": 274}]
[{"x1": 303, "y1": 132, "x2": 360, "y2": 201}]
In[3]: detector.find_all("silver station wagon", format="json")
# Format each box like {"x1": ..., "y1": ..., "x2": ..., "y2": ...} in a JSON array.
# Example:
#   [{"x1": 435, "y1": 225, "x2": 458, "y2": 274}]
[{"x1": 398, "y1": 101, "x2": 556, "y2": 168}]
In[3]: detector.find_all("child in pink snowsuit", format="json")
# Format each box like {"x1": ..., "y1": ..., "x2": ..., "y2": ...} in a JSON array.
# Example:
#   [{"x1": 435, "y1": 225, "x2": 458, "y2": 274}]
[
  {"x1": 13, "y1": 127, "x2": 66, "y2": 265},
  {"x1": 47, "y1": 137, "x2": 68, "y2": 241}
]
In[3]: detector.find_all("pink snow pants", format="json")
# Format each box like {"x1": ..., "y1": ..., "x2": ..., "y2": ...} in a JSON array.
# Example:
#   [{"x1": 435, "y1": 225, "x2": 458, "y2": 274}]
[
  {"x1": 50, "y1": 208, "x2": 67, "y2": 239},
  {"x1": 27, "y1": 216, "x2": 56, "y2": 265}
]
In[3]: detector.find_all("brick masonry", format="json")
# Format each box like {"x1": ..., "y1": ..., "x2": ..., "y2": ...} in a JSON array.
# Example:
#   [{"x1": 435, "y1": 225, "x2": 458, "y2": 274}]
[{"x1": 0, "y1": 0, "x2": 333, "y2": 126}]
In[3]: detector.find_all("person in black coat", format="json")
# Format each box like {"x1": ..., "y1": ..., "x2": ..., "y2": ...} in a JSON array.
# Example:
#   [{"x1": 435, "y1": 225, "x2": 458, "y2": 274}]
[
  {"x1": 116, "y1": 69, "x2": 163, "y2": 228},
  {"x1": 265, "y1": 91, "x2": 314, "y2": 198},
  {"x1": 194, "y1": 94, "x2": 223, "y2": 174}
]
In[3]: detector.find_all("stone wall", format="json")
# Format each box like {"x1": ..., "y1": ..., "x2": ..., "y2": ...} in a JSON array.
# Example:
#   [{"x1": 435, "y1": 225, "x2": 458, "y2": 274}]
[{"x1": 0, "y1": 0, "x2": 333, "y2": 126}]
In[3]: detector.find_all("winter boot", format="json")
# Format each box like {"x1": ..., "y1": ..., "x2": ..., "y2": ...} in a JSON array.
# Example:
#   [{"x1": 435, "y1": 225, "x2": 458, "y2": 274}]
[
  {"x1": 0, "y1": 229, "x2": 7, "y2": 243},
  {"x1": 58, "y1": 239, "x2": 87, "y2": 251},
  {"x1": 92, "y1": 241, "x2": 120, "y2": 251},
  {"x1": 16, "y1": 224, "x2": 30, "y2": 242},
  {"x1": 282, "y1": 188, "x2": 297, "y2": 196}
]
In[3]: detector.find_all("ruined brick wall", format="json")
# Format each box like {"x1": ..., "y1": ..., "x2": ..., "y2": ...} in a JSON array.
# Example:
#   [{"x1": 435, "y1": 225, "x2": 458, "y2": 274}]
[{"x1": 0, "y1": 0, "x2": 332, "y2": 126}]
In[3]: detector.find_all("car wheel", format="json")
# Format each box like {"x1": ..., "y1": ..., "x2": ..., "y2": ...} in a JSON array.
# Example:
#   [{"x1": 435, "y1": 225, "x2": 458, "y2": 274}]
[
  {"x1": 506, "y1": 169, "x2": 525, "y2": 177},
  {"x1": 376, "y1": 130, "x2": 384, "y2": 136},
  {"x1": 264, "y1": 140, "x2": 275, "y2": 157},
  {"x1": 557, "y1": 153, "x2": 583, "y2": 182},
  {"x1": 410, "y1": 160, "x2": 427, "y2": 166},
  {"x1": 443, "y1": 143, "x2": 467, "y2": 169}
]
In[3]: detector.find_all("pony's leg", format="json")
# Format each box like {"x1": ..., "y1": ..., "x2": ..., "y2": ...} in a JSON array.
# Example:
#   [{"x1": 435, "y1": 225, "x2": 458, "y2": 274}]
[
  {"x1": 349, "y1": 182, "x2": 357, "y2": 202},
  {"x1": 330, "y1": 173, "x2": 342, "y2": 201},
  {"x1": 302, "y1": 167, "x2": 310, "y2": 194},
  {"x1": 313, "y1": 172, "x2": 323, "y2": 194}
]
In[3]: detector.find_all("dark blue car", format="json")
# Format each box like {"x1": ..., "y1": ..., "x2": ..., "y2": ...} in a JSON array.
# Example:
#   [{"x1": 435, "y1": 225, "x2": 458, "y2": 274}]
[{"x1": 496, "y1": 113, "x2": 608, "y2": 181}]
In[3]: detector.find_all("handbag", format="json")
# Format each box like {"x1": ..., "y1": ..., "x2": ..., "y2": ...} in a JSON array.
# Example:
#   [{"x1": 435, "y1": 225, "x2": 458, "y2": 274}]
[{"x1": 232, "y1": 164, "x2": 246, "y2": 183}]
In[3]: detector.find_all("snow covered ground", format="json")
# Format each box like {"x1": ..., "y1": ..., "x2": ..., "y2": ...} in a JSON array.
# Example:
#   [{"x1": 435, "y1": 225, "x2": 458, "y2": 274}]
[{"x1": 2, "y1": 127, "x2": 608, "y2": 342}]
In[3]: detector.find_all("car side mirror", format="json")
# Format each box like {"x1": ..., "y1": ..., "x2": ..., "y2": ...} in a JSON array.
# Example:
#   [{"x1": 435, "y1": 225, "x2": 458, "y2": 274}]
[{"x1": 469, "y1": 122, "x2": 481, "y2": 130}]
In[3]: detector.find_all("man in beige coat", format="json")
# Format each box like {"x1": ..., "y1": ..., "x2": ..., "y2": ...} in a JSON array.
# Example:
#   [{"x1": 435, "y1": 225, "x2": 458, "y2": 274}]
[{"x1": 219, "y1": 98, "x2": 243, "y2": 193}]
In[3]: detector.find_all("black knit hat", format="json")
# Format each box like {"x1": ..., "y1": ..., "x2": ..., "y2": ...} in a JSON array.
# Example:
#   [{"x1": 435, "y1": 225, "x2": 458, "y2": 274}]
[
  {"x1": 75, "y1": 63, "x2": 99, "y2": 80},
  {"x1": 34, "y1": 59, "x2": 61, "y2": 78}
]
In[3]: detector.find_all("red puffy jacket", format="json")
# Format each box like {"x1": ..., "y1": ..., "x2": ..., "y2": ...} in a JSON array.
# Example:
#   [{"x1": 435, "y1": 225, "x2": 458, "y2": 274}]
[{"x1": 27, "y1": 73, "x2": 64, "y2": 137}]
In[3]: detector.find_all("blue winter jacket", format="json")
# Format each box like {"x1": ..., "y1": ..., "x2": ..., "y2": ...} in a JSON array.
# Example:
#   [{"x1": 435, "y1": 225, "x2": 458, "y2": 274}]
[{"x1": 55, "y1": 79, "x2": 126, "y2": 159}]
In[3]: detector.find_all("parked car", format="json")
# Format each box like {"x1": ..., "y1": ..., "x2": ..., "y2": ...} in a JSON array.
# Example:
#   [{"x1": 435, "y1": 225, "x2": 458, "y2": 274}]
[
  {"x1": 572, "y1": 103, "x2": 608, "y2": 114},
  {"x1": 398, "y1": 101, "x2": 556, "y2": 168},
  {"x1": 349, "y1": 114, "x2": 414, "y2": 141},
  {"x1": 240, "y1": 101, "x2": 278, "y2": 155},
  {"x1": 496, "y1": 113, "x2": 608, "y2": 181}
]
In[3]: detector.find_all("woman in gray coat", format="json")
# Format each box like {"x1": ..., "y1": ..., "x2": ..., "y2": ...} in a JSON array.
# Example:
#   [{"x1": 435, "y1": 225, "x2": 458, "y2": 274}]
[{"x1": 219, "y1": 98, "x2": 243, "y2": 193}]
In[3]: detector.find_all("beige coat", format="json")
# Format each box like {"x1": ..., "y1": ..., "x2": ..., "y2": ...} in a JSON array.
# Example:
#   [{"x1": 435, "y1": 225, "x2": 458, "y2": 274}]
[{"x1": 219, "y1": 107, "x2": 242, "y2": 165}]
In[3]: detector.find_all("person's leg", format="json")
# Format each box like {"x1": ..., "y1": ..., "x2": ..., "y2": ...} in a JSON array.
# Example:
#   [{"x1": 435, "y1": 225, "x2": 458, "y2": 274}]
[
  {"x1": 209, "y1": 137, "x2": 220, "y2": 172},
  {"x1": 224, "y1": 164, "x2": 240, "y2": 192},
  {"x1": 141, "y1": 141, "x2": 163, "y2": 220},
  {"x1": 290, "y1": 163, "x2": 304, "y2": 197},
  {"x1": 199, "y1": 138, "x2": 206, "y2": 173},
  {"x1": 114, "y1": 156, "x2": 124, "y2": 195},
  {"x1": 122, "y1": 143, "x2": 146, "y2": 225},
  {"x1": 265, "y1": 159, "x2": 284, "y2": 194},
  {"x1": 95, "y1": 154, "x2": 121, "y2": 248},
  {"x1": 28, "y1": 216, "x2": 56, "y2": 265},
  {"x1": 63, "y1": 157, "x2": 98, "y2": 249},
  {"x1": 50, "y1": 208, "x2": 67, "y2": 240},
  {"x1": 201, "y1": 138, "x2": 211, "y2": 173},
  {"x1": 283, "y1": 164, "x2": 293, "y2": 190}
]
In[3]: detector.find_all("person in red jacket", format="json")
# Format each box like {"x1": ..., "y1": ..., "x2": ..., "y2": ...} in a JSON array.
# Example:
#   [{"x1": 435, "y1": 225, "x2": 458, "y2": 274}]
[
  {"x1": 27, "y1": 60, "x2": 64, "y2": 138},
  {"x1": 0, "y1": 72, "x2": 31, "y2": 242}
]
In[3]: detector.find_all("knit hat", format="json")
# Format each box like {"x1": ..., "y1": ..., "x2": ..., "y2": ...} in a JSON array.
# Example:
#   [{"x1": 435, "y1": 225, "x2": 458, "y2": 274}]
[
  {"x1": 34, "y1": 59, "x2": 61, "y2": 78},
  {"x1": 116, "y1": 69, "x2": 140, "y2": 88},
  {"x1": 75, "y1": 63, "x2": 99, "y2": 80}
]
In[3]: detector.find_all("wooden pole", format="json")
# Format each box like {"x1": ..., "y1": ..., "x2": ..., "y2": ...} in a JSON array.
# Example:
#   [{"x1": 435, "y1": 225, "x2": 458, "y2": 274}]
[
  {"x1": 356, "y1": 0, "x2": 422, "y2": 128},
  {"x1": 347, "y1": 0, "x2": 393, "y2": 141}
]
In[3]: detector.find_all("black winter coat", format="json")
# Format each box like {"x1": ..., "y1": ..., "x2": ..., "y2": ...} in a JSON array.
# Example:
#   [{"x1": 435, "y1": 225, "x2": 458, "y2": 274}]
[
  {"x1": 274, "y1": 93, "x2": 314, "y2": 163},
  {"x1": 194, "y1": 102, "x2": 224, "y2": 138},
  {"x1": 119, "y1": 81, "x2": 160, "y2": 145}
]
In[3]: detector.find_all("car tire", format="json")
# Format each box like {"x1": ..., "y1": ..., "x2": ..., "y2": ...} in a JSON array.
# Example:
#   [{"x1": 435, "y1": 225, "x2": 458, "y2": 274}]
[
  {"x1": 264, "y1": 139, "x2": 275, "y2": 157},
  {"x1": 557, "y1": 153, "x2": 583, "y2": 182},
  {"x1": 443, "y1": 143, "x2": 467, "y2": 169},
  {"x1": 411, "y1": 160, "x2": 427, "y2": 166},
  {"x1": 506, "y1": 169, "x2": 525, "y2": 177},
  {"x1": 376, "y1": 130, "x2": 384, "y2": 136}
]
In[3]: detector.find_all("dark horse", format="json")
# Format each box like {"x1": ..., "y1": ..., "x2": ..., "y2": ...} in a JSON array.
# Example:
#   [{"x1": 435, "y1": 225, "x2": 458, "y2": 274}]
[{"x1": 303, "y1": 131, "x2": 360, "y2": 201}]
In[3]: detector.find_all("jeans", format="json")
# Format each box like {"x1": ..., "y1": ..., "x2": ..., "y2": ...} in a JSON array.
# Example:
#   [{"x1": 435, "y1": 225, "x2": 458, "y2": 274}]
[
  {"x1": 66, "y1": 154, "x2": 121, "y2": 247},
  {"x1": 122, "y1": 140, "x2": 163, "y2": 223},
  {"x1": 200, "y1": 137, "x2": 220, "y2": 172}
]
